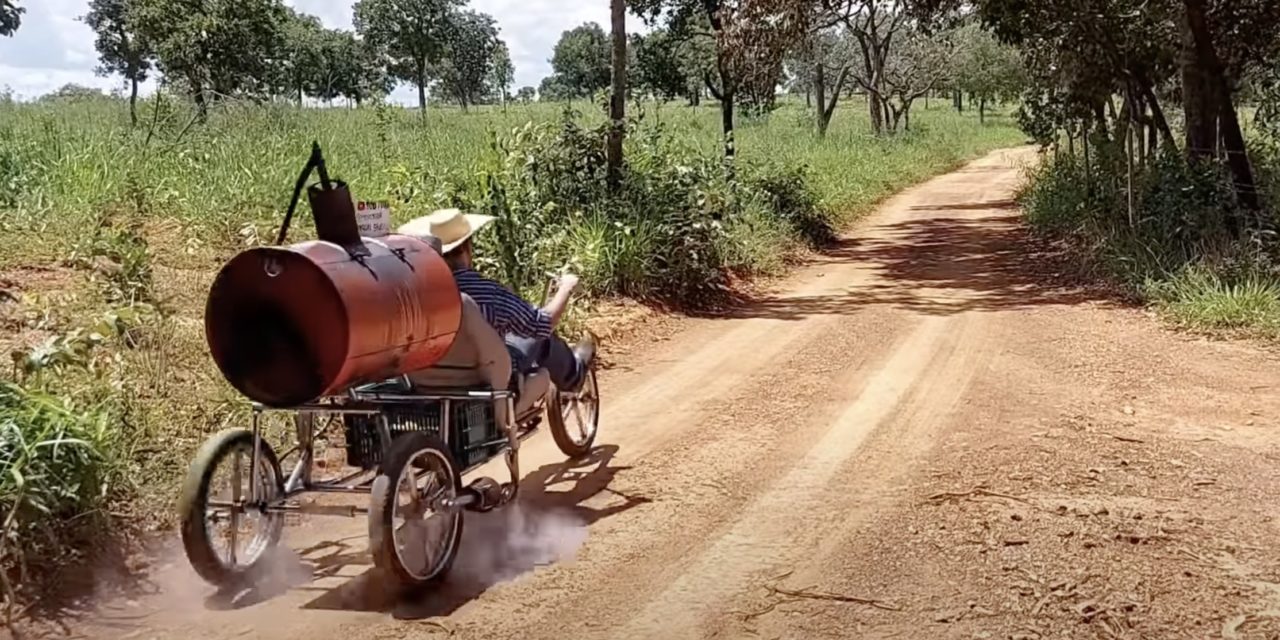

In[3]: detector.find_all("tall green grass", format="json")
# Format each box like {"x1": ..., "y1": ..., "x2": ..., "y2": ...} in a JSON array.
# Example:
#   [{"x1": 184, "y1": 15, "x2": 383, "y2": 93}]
[{"x1": 0, "y1": 96, "x2": 1020, "y2": 268}]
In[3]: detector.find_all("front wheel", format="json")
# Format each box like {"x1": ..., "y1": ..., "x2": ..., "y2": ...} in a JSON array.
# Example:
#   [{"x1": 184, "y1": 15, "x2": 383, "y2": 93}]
[
  {"x1": 178, "y1": 429, "x2": 285, "y2": 588},
  {"x1": 548, "y1": 367, "x2": 600, "y2": 459},
  {"x1": 369, "y1": 432, "x2": 464, "y2": 590}
]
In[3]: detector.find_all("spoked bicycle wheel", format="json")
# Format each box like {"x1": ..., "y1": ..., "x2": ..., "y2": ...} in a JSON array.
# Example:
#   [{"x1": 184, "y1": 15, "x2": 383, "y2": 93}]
[
  {"x1": 369, "y1": 432, "x2": 464, "y2": 590},
  {"x1": 178, "y1": 429, "x2": 285, "y2": 587},
  {"x1": 548, "y1": 366, "x2": 600, "y2": 459}
]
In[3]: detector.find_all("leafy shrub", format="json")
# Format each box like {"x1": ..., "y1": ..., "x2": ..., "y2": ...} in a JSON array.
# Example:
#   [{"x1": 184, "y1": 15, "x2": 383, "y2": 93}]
[
  {"x1": 1020, "y1": 141, "x2": 1280, "y2": 338},
  {"x1": 398, "y1": 110, "x2": 835, "y2": 305},
  {"x1": 745, "y1": 162, "x2": 835, "y2": 248},
  {"x1": 0, "y1": 382, "x2": 121, "y2": 605},
  {"x1": 1019, "y1": 146, "x2": 1263, "y2": 282},
  {"x1": 67, "y1": 210, "x2": 156, "y2": 305}
]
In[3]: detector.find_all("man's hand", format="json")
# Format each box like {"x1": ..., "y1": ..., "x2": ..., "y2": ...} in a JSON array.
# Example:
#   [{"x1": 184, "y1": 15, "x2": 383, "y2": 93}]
[
  {"x1": 542, "y1": 272, "x2": 580, "y2": 329},
  {"x1": 557, "y1": 273, "x2": 580, "y2": 294}
]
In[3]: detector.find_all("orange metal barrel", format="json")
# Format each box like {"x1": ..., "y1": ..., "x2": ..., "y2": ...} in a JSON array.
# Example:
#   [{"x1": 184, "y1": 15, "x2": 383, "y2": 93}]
[{"x1": 204, "y1": 235, "x2": 461, "y2": 408}]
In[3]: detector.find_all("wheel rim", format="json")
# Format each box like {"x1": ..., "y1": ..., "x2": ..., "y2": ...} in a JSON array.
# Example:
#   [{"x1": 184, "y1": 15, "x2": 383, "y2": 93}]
[
  {"x1": 561, "y1": 369, "x2": 599, "y2": 446},
  {"x1": 204, "y1": 443, "x2": 281, "y2": 571},
  {"x1": 391, "y1": 448, "x2": 460, "y2": 581}
]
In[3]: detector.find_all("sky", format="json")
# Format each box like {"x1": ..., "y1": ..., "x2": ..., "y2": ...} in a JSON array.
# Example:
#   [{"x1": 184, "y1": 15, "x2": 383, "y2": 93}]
[{"x1": 0, "y1": 0, "x2": 631, "y2": 103}]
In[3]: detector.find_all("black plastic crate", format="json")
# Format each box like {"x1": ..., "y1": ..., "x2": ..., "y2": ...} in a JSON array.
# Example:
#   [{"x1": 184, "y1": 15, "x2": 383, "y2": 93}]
[{"x1": 343, "y1": 400, "x2": 502, "y2": 470}]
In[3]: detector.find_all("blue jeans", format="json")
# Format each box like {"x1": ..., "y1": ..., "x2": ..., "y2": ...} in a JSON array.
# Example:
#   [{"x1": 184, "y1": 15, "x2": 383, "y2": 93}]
[{"x1": 505, "y1": 334, "x2": 584, "y2": 391}]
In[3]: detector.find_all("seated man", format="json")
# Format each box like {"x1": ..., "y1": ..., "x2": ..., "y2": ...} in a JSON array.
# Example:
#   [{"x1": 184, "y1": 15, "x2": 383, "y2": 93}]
[{"x1": 398, "y1": 209, "x2": 596, "y2": 393}]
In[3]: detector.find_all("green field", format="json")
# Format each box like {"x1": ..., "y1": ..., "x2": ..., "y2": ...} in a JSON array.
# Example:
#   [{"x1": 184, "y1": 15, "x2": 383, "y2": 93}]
[
  {"x1": 0, "y1": 97, "x2": 1021, "y2": 266},
  {"x1": 0, "y1": 95, "x2": 1022, "y2": 600}
]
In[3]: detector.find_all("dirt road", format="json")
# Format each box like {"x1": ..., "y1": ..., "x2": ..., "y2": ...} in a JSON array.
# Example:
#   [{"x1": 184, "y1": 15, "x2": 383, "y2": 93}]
[{"x1": 70, "y1": 148, "x2": 1280, "y2": 640}]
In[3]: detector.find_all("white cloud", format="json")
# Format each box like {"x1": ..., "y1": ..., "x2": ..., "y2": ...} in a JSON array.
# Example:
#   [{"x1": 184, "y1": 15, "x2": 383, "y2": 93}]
[{"x1": 0, "y1": 0, "x2": 643, "y2": 101}]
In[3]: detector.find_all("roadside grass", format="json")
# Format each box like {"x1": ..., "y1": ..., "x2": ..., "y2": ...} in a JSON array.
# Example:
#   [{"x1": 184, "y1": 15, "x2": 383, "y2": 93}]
[
  {"x1": 1147, "y1": 267, "x2": 1280, "y2": 340},
  {"x1": 0, "y1": 94, "x2": 1023, "y2": 610},
  {"x1": 1018, "y1": 147, "x2": 1280, "y2": 343}
]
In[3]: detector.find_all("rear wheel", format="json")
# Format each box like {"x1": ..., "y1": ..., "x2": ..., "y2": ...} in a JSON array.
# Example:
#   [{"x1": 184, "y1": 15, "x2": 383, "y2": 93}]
[
  {"x1": 548, "y1": 367, "x2": 600, "y2": 458},
  {"x1": 178, "y1": 429, "x2": 285, "y2": 588},
  {"x1": 369, "y1": 432, "x2": 463, "y2": 590}
]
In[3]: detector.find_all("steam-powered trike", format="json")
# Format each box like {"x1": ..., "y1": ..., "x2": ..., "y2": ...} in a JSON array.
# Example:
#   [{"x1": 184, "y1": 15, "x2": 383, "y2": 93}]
[{"x1": 177, "y1": 145, "x2": 600, "y2": 590}]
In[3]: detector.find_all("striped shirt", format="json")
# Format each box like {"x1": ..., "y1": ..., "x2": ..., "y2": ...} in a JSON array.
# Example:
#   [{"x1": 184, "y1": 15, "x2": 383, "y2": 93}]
[{"x1": 452, "y1": 268, "x2": 553, "y2": 340}]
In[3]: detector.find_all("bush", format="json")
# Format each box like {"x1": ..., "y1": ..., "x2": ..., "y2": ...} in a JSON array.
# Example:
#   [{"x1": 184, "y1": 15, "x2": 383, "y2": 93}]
[
  {"x1": 1020, "y1": 141, "x2": 1280, "y2": 338},
  {"x1": 396, "y1": 110, "x2": 836, "y2": 305},
  {"x1": 0, "y1": 382, "x2": 122, "y2": 605}
]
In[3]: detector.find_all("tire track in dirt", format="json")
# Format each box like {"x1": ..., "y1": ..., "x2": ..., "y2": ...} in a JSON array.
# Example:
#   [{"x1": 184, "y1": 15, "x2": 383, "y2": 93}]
[{"x1": 616, "y1": 314, "x2": 958, "y2": 637}]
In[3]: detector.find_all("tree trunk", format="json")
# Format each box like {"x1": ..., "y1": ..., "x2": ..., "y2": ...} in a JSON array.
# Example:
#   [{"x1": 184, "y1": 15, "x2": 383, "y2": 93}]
[
  {"x1": 193, "y1": 81, "x2": 208, "y2": 123},
  {"x1": 1180, "y1": 8, "x2": 1216, "y2": 158},
  {"x1": 129, "y1": 77, "x2": 139, "y2": 127},
  {"x1": 868, "y1": 92, "x2": 885, "y2": 135},
  {"x1": 815, "y1": 66, "x2": 848, "y2": 138},
  {"x1": 1183, "y1": 0, "x2": 1260, "y2": 212},
  {"x1": 954, "y1": 89, "x2": 963, "y2": 112},
  {"x1": 1135, "y1": 76, "x2": 1177, "y2": 151},
  {"x1": 815, "y1": 64, "x2": 828, "y2": 136},
  {"x1": 722, "y1": 88, "x2": 736, "y2": 169},
  {"x1": 606, "y1": 0, "x2": 627, "y2": 191},
  {"x1": 979, "y1": 97, "x2": 986, "y2": 124},
  {"x1": 416, "y1": 60, "x2": 428, "y2": 120}
]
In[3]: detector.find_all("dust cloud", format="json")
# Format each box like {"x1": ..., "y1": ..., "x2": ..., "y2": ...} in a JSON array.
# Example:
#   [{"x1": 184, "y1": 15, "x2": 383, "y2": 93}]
[{"x1": 450, "y1": 504, "x2": 588, "y2": 587}]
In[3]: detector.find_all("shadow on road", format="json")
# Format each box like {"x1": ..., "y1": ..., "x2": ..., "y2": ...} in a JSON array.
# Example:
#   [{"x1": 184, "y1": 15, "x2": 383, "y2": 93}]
[{"x1": 699, "y1": 210, "x2": 1117, "y2": 322}]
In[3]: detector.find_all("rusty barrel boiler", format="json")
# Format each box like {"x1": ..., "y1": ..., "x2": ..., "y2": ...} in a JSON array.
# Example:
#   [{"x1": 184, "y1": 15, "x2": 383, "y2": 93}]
[{"x1": 204, "y1": 234, "x2": 462, "y2": 408}]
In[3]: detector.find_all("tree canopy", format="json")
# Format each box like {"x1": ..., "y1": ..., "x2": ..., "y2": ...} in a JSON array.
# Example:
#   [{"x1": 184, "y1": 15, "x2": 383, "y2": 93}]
[
  {"x1": 1, "y1": 0, "x2": 21, "y2": 36},
  {"x1": 83, "y1": 0, "x2": 153, "y2": 124},
  {"x1": 131, "y1": 0, "x2": 287, "y2": 117},
  {"x1": 354, "y1": 0, "x2": 462, "y2": 114},
  {"x1": 434, "y1": 9, "x2": 500, "y2": 109},
  {"x1": 547, "y1": 23, "x2": 612, "y2": 99},
  {"x1": 489, "y1": 41, "x2": 515, "y2": 104}
]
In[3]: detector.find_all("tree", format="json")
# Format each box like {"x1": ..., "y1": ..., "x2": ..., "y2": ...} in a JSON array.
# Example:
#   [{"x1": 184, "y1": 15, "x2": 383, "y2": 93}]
[
  {"x1": 819, "y1": 0, "x2": 913, "y2": 136},
  {"x1": 489, "y1": 41, "x2": 514, "y2": 107},
  {"x1": 354, "y1": 0, "x2": 462, "y2": 117},
  {"x1": 276, "y1": 9, "x2": 326, "y2": 104},
  {"x1": 632, "y1": 0, "x2": 812, "y2": 167},
  {"x1": 131, "y1": 0, "x2": 287, "y2": 120},
  {"x1": 83, "y1": 0, "x2": 153, "y2": 126},
  {"x1": 941, "y1": 0, "x2": 1280, "y2": 218},
  {"x1": 607, "y1": 0, "x2": 628, "y2": 190},
  {"x1": 634, "y1": 30, "x2": 688, "y2": 101},
  {"x1": 40, "y1": 84, "x2": 108, "y2": 102},
  {"x1": 549, "y1": 23, "x2": 611, "y2": 99},
  {"x1": 880, "y1": 25, "x2": 952, "y2": 131},
  {"x1": 791, "y1": 26, "x2": 855, "y2": 136},
  {"x1": 515, "y1": 86, "x2": 536, "y2": 103},
  {"x1": 950, "y1": 21, "x2": 1024, "y2": 123},
  {"x1": 331, "y1": 33, "x2": 394, "y2": 106},
  {"x1": 433, "y1": 9, "x2": 499, "y2": 110},
  {"x1": 538, "y1": 75, "x2": 573, "y2": 101},
  {"x1": 675, "y1": 28, "x2": 717, "y2": 106},
  {"x1": 1, "y1": 0, "x2": 22, "y2": 36}
]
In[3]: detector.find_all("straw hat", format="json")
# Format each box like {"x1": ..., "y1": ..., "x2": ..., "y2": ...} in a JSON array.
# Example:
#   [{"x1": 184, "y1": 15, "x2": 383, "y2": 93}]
[{"x1": 397, "y1": 208, "x2": 495, "y2": 254}]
